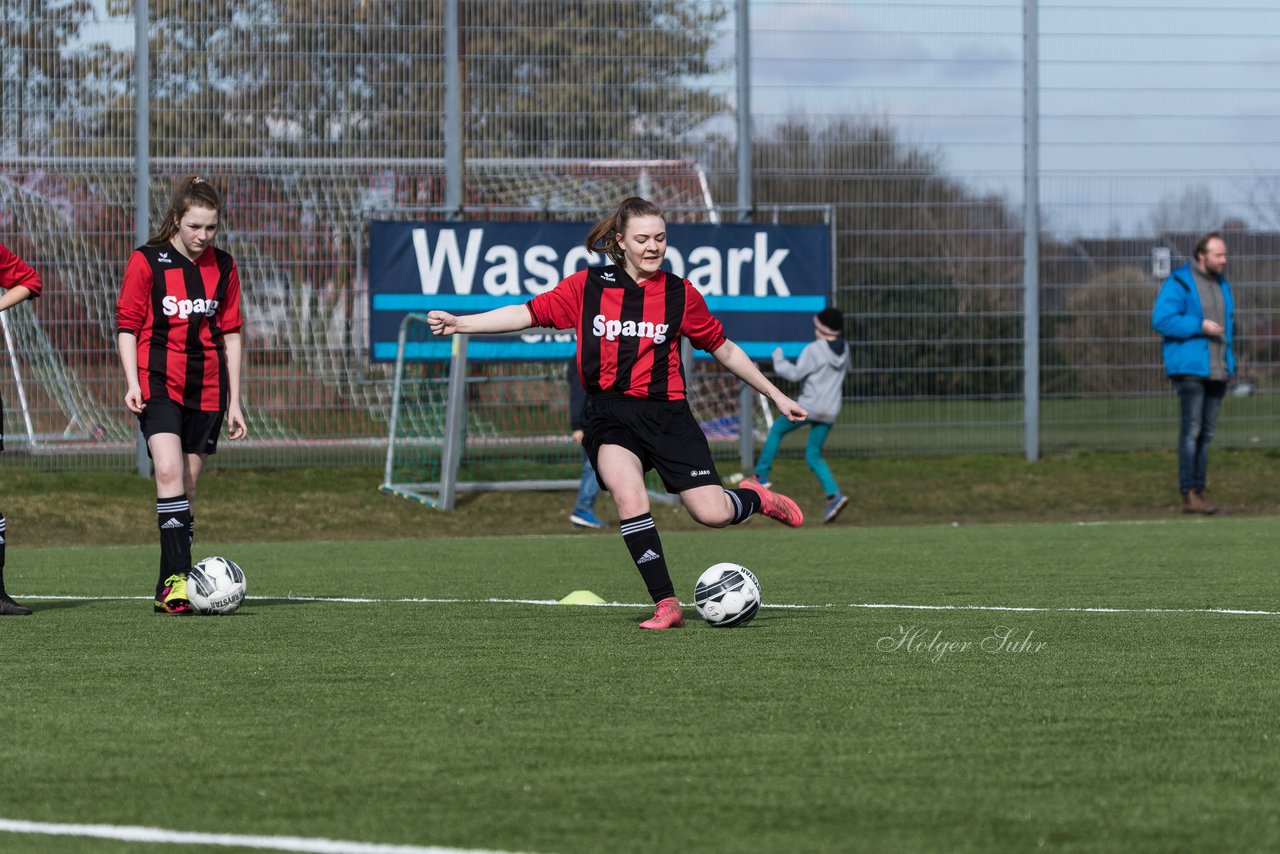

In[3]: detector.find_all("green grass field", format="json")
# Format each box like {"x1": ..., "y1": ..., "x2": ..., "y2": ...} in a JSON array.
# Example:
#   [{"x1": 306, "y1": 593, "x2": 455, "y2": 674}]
[{"x1": 2, "y1": 515, "x2": 1278, "y2": 853}]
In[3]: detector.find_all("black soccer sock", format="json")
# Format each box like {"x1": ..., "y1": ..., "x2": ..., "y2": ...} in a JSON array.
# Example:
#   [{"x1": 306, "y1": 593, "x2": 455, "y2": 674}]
[
  {"x1": 189, "y1": 515, "x2": 196, "y2": 547},
  {"x1": 725, "y1": 488, "x2": 762, "y2": 525},
  {"x1": 156, "y1": 495, "x2": 193, "y2": 586},
  {"x1": 0, "y1": 514, "x2": 7, "y2": 597},
  {"x1": 619, "y1": 513, "x2": 675, "y2": 603}
]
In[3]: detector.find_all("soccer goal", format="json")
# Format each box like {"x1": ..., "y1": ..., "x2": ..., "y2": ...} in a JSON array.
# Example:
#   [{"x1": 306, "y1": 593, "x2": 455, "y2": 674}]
[
  {"x1": 380, "y1": 313, "x2": 584, "y2": 508},
  {"x1": 379, "y1": 317, "x2": 769, "y2": 511}
]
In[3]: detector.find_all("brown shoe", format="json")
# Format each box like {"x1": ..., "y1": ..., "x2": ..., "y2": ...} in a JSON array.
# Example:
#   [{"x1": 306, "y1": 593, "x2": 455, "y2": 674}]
[
  {"x1": 1182, "y1": 490, "x2": 1205, "y2": 514},
  {"x1": 1193, "y1": 488, "x2": 1218, "y2": 515}
]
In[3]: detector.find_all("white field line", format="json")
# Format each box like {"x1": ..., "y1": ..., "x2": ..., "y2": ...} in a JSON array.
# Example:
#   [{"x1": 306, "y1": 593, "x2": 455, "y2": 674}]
[
  {"x1": 0, "y1": 818, "x2": 523, "y2": 854},
  {"x1": 14, "y1": 593, "x2": 1280, "y2": 617}
]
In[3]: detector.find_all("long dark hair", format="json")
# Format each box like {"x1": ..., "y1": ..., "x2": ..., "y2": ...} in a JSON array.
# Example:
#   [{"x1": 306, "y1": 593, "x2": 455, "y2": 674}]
[
  {"x1": 147, "y1": 175, "x2": 224, "y2": 245},
  {"x1": 584, "y1": 196, "x2": 664, "y2": 265}
]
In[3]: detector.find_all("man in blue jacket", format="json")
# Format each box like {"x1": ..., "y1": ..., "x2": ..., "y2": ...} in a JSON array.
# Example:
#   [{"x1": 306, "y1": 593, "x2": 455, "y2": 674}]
[{"x1": 1152, "y1": 232, "x2": 1234, "y2": 515}]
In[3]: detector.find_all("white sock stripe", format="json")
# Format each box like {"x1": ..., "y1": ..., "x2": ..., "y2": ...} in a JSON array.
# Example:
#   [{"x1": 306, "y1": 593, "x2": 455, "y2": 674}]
[
  {"x1": 725, "y1": 489, "x2": 744, "y2": 519},
  {"x1": 619, "y1": 518, "x2": 655, "y2": 536},
  {"x1": 156, "y1": 502, "x2": 189, "y2": 513}
]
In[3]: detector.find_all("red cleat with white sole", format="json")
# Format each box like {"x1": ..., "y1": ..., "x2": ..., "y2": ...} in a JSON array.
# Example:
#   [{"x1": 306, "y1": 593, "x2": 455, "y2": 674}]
[
  {"x1": 639, "y1": 596, "x2": 685, "y2": 630},
  {"x1": 740, "y1": 478, "x2": 804, "y2": 527}
]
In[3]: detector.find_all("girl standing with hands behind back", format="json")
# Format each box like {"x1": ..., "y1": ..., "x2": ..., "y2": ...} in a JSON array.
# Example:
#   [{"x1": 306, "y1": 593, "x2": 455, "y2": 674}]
[{"x1": 117, "y1": 176, "x2": 247, "y2": 614}]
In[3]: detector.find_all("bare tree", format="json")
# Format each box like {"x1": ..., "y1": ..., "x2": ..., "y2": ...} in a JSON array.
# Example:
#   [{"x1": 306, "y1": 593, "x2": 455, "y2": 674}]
[
  {"x1": 1147, "y1": 184, "x2": 1223, "y2": 236},
  {"x1": 93, "y1": 0, "x2": 729, "y2": 160}
]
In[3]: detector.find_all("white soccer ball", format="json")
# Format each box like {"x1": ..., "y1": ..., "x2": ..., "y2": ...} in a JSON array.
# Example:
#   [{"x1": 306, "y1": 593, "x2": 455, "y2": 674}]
[
  {"x1": 188, "y1": 556, "x2": 247, "y2": 615},
  {"x1": 694, "y1": 562, "x2": 761, "y2": 628}
]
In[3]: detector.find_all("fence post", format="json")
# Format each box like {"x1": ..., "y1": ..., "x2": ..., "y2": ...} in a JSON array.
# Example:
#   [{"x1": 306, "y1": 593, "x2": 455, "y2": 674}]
[
  {"x1": 133, "y1": 0, "x2": 151, "y2": 477},
  {"x1": 1023, "y1": 0, "x2": 1041, "y2": 462},
  {"x1": 444, "y1": 0, "x2": 462, "y2": 218},
  {"x1": 738, "y1": 381, "x2": 754, "y2": 472},
  {"x1": 439, "y1": 334, "x2": 470, "y2": 511}
]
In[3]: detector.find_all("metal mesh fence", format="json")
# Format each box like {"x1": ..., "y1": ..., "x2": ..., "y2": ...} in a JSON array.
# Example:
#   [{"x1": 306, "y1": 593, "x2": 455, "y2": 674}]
[
  {"x1": 3, "y1": 1, "x2": 1280, "y2": 469},
  {"x1": 0, "y1": 155, "x2": 720, "y2": 468}
]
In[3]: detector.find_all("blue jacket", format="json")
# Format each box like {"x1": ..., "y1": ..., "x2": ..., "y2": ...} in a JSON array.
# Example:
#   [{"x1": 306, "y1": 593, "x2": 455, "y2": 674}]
[{"x1": 1151, "y1": 262, "x2": 1235, "y2": 378}]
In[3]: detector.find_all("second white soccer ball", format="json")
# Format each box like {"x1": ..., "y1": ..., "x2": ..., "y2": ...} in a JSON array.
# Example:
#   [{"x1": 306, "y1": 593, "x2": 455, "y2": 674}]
[
  {"x1": 188, "y1": 556, "x2": 247, "y2": 615},
  {"x1": 694, "y1": 562, "x2": 761, "y2": 628}
]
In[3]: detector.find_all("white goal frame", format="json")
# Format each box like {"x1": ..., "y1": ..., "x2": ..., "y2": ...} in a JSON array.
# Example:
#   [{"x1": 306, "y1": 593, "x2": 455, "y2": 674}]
[{"x1": 380, "y1": 314, "x2": 582, "y2": 509}]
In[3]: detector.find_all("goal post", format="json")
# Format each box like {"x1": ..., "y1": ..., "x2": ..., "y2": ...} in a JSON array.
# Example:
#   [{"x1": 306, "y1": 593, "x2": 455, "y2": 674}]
[{"x1": 380, "y1": 314, "x2": 582, "y2": 510}]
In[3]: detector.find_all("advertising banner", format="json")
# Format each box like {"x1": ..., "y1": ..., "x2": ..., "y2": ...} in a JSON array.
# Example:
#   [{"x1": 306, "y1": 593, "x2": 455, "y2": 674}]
[{"x1": 369, "y1": 219, "x2": 832, "y2": 361}]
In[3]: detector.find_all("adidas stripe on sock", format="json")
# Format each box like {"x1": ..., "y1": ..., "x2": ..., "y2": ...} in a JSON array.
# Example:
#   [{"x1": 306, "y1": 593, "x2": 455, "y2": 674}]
[
  {"x1": 620, "y1": 513, "x2": 675, "y2": 603},
  {"x1": 726, "y1": 488, "x2": 762, "y2": 525}
]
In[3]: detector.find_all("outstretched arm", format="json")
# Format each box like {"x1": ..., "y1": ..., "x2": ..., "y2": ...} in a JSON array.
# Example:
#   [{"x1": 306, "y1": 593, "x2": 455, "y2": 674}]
[
  {"x1": 428, "y1": 305, "x2": 533, "y2": 337},
  {"x1": 0, "y1": 285, "x2": 33, "y2": 313},
  {"x1": 711, "y1": 339, "x2": 807, "y2": 423}
]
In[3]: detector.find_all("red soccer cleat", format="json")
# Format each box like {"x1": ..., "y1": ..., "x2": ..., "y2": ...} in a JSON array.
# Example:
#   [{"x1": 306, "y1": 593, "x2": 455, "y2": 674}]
[
  {"x1": 639, "y1": 596, "x2": 685, "y2": 630},
  {"x1": 740, "y1": 478, "x2": 804, "y2": 527}
]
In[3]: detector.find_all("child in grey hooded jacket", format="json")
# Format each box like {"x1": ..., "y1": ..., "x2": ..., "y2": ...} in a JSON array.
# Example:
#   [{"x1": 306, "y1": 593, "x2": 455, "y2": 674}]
[{"x1": 751, "y1": 307, "x2": 851, "y2": 523}]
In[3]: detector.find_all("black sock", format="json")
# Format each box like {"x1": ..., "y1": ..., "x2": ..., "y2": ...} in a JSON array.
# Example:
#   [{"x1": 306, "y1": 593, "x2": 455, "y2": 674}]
[
  {"x1": 189, "y1": 515, "x2": 196, "y2": 548},
  {"x1": 619, "y1": 513, "x2": 675, "y2": 602},
  {"x1": 157, "y1": 495, "x2": 192, "y2": 588},
  {"x1": 725, "y1": 488, "x2": 762, "y2": 525}
]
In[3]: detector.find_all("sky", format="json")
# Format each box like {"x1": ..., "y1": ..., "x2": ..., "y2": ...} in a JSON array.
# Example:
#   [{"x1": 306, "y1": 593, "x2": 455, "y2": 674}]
[
  {"x1": 713, "y1": 0, "x2": 1280, "y2": 235},
  {"x1": 78, "y1": 0, "x2": 1280, "y2": 236}
]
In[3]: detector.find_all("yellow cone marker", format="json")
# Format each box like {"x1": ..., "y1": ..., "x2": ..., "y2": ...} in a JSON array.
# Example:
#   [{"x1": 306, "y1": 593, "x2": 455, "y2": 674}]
[{"x1": 558, "y1": 590, "x2": 607, "y2": 605}]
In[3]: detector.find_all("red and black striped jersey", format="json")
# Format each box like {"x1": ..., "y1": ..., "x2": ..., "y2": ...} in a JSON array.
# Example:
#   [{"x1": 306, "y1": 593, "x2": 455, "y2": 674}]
[
  {"x1": 0, "y1": 241, "x2": 42, "y2": 297},
  {"x1": 526, "y1": 266, "x2": 726, "y2": 401},
  {"x1": 117, "y1": 243, "x2": 244, "y2": 412}
]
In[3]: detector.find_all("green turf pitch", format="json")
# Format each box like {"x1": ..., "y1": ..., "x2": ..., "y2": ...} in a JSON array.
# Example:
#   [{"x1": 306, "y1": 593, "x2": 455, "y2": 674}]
[{"x1": 1, "y1": 519, "x2": 1278, "y2": 853}]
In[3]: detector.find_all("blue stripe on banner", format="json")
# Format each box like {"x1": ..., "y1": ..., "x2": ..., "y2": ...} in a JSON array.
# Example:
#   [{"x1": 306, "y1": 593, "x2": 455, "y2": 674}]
[
  {"x1": 715, "y1": 341, "x2": 806, "y2": 360},
  {"x1": 373, "y1": 339, "x2": 805, "y2": 361},
  {"x1": 372, "y1": 340, "x2": 580, "y2": 360},
  {"x1": 704, "y1": 295, "x2": 826, "y2": 312},
  {"x1": 372, "y1": 294, "x2": 828, "y2": 313}
]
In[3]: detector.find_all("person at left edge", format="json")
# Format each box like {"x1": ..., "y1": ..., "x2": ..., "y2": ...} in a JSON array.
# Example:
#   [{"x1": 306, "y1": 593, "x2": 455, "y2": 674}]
[
  {"x1": 116, "y1": 175, "x2": 247, "y2": 615},
  {"x1": 0, "y1": 241, "x2": 43, "y2": 616}
]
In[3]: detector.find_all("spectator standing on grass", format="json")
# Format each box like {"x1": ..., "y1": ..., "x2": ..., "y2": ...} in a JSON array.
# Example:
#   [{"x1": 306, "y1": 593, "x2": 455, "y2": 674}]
[
  {"x1": 116, "y1": 176, "x2": 247, "y2": 614},
  {"x1": 567, "y1": 360, "x2": 607, "y2": 530},
  {"x1": 1152, "y1": 231, "x2": 1234, "y2": 515},
  {"x1": 750, "y1": 306, "x2": 852, "y2": 524},
  {"x1": 428, "y1": 197, "x2": 806, "y2": 630},
  {"x1": 0, "y1": 241, "x2": 43, "y2": 616}
]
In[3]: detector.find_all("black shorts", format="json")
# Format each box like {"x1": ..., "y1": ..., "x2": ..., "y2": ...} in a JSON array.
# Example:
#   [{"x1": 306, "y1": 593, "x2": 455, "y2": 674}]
[
  {"x1": 138, "y1": 397, "x2": 224, "y2": 456},
  {"x1": 583, "y1": 395, "x2": 722, "y2": 494}
]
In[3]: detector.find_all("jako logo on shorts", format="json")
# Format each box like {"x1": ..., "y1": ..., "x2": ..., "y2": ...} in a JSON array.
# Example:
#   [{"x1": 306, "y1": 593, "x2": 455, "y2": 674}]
[
  {"x1": 162, "y1": 296, "x2": 220, "y2": 319},
  {"x1": 591, "y1": 314, "x2": 669, "y2": 344}
]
